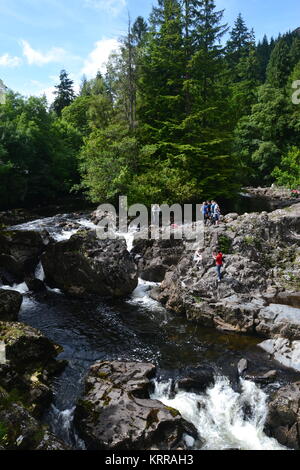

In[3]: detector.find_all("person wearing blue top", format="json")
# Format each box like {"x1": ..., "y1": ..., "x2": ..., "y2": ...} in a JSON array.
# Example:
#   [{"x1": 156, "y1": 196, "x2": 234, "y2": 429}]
[{"x1": 202, "y1": 201, "x2": 209, "y2": 225}]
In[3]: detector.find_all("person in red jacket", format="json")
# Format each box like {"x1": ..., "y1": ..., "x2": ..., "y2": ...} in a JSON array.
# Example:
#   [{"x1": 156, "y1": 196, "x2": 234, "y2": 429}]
[{"x1": 213, "y1": 250, "x2": 223, "y2": 282}]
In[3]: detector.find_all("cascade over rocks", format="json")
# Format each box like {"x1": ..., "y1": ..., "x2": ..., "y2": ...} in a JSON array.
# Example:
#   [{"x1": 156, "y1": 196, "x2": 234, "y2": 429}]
[
  {"x1": 41, "y1": 230, "x2": 138, "y2": 297},
  {"x1": 74, "y1": 361, "x2": 198, "y2": 450},
  {"x1": 0, "y1": 229, "x2": 50, "y2": 283}
]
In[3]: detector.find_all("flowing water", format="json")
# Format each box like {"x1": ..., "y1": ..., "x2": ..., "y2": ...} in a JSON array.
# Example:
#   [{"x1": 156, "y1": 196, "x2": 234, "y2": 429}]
[
  {"x1": 2, "y1": 213, "x2": 300, "y2": 450},
  {"x1": 151, "y1": 378, "x2": 286, "y2": 450}
]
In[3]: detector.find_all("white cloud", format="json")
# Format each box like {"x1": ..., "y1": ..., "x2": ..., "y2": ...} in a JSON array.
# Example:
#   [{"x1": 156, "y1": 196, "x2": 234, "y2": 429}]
[
  {"x1": 0, "y1": 53, "x2": 22, "y2": 68},
  {"x1": 81, "y1": 38, "x2": 120, "y2": 78},
  {"x1": 84, "y1": 0, "x2": 126, "y2": 17},
  {"x1": 21, "y1": 40, "x2": 68, "y2": 66}
]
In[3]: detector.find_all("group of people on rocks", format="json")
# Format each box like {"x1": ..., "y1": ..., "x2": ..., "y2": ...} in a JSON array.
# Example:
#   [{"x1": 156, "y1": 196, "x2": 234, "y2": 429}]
[{"x1": 201, "y1": 200, "x2": 221, "y2": 225}]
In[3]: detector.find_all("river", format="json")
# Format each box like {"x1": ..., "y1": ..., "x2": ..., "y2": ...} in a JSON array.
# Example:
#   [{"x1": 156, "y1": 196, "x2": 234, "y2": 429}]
[{"x1": 2, "y1": 212, "x2": 300, "y2": 450}]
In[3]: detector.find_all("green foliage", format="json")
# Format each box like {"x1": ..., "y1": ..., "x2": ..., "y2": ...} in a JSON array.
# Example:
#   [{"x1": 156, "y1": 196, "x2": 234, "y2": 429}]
[
  {"x1": 1, "y1": 2, "x2": 300, "y2": 211},
  {"x1": 0, "y1": 92, "x2": 80, "y2": 208},
  {"x1": 272, "y1": 147, "x2": 300, "y2": 188},
  {"x1": 77, "y1": 123, "x2": 140, "y2": 204},
  {"x1": 52, "y1": 69, "x2": 76, "y2": 116},
  {"x1": 233, "y1": 84, "x2": 290, "y2": 184},
  {"x1": 217, "y1": 235, "x2": 232, "y2": 254},
  {"x1": 267, "y1": 39, "x2": 291, "y2": 88}
]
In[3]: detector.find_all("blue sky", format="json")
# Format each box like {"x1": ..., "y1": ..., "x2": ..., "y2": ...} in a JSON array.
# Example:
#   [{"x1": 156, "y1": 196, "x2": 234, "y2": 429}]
[{"x1": 0, "y1": 0, "x2": 300, "y2": 102}]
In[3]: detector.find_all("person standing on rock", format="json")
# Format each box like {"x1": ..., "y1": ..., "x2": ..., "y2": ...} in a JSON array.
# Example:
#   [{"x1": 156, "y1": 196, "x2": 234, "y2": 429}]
[
  {"x1": 202, "y1": 202, "x2": 209, "y2": 225},
  {"x1": 212, "y1": 201, "x2": 221, "y2": 225},
  {"x1": 213, "y1": 250, "x2": 223, "y2": 282}
]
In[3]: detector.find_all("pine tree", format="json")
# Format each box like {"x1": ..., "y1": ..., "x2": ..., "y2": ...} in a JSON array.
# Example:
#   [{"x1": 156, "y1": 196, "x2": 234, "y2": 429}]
[
  {"x1": 80, "y1": 75, "x2": 92, "y2": 97},
  {"x1": 256, "y1": 35, "x2": 271, "y2": 82},
  {"x1": 266, "y1": 39, "x2": 291, "y2": 88},
  {"x1": 290, "y1": 36, "x2": 300, "y2": 69},
  {"x1": 132, "y1": 16, "x2": 148, "y2": 46},
  {"x1": 52, "y1": 70, "x2": 76, "y2": 116},
  {"x1": 136, "y1": 0, "x2": 239, "y2": 203},
  {"x1": 139, "y1": 0, "x2": 185, "y2": 134},
  {"x1": 227, "y1": 13, "x2": 252, "y2": 67}
]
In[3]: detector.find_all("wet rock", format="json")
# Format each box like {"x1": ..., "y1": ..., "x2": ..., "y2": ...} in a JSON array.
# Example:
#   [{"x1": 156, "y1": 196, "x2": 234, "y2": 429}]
[
  {"x1": 74, "y1": 361, "x2": 198, "y2": 450},
  {"x1": 0, "y1": 322, "x2": 65, "y2": 418},
  {"x1": 177, "y1": 366, "x2": 215, "y2": 393},
  {"x1": 132, "y1": 238, "x2": 185, "y2": 282},
  {"x1": 0, "y1": 290, "x2": 23, "y2": 321},
  {"x1": 237, "y1": 359, "x2": 248, "y2": 376},
  {"x1": 266, "y1": 382, "x2": 300, "y2": 449},
  {"x1": 35, "y1": 431, "x2": 70, "y2": 450},
  {"x1": 0, "y1": 321, "x2": 61, "y2": 371},
  {"x1": 24, "y1": 277, "x2": 46, "y2": 293},
  {"x1": 0, "y1": 402, "x2": 68, "y2": 450},
  {"x1": 245, "y1": 370, "x2": 277, "y2": 384},
  {"x1": 0, "y1": 229, "x2": 50, "y2": 280},
  {"x1": 0, "y1": 209, "x2": 40, "y2": 227},
  {"x1": 41, "y1": 231, "x2": 138, "y2": 298}
]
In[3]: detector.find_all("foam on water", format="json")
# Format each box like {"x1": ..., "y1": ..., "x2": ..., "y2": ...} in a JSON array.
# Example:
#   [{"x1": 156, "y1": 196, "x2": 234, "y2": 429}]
[
  {"x1": 0, "y1": 282, "x2": 29, "y2": 294},
  {"x1": 151, "y1": 376, "x2": 287, "y2": 451},
  {"x1": 127, "y1": 278, "x2": 165, "y2": 312},
  {"x1": 35, "y1": 262, "x2": 45, "y2": 281},
  {"x1": 48, "y1": 405, "x2": 85, "y2": 450}
]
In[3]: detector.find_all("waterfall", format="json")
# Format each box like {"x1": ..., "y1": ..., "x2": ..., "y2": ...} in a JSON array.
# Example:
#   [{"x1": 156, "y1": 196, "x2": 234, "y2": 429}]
[
  {"x1": 118, "y1": 227, "x2": 137, "y2": 253},
  {"x1": 151, "y1": 376, "x2": 286, "y2": 451},
  {"x1": 35, "y1": 262, "x2": 45, "y2": 281},
  {"x1": 0, "y1": 282, "x2": 29, "y2": 294},
  {"x1": 47, "y1": 405, "x2": 86, "y2": 450}
]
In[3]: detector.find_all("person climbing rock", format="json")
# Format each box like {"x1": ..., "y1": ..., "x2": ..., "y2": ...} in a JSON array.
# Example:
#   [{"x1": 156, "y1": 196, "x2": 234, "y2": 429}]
[{"x1": 213, "y1": 250, "x2": 223, "y2": 282}]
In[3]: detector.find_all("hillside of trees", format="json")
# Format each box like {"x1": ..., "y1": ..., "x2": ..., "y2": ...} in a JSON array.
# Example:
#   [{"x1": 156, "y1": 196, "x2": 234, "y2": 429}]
[{"x1": 0, "y1": 0, "x2": 300, "y2": 210}]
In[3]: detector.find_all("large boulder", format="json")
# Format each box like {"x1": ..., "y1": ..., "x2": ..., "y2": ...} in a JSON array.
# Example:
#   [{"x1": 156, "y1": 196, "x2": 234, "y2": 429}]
[
  {"x1": 0, "y1": 322, "x2": 65, "y2": 417},
  {"x1": 0, "y1": 229, "x2": 50, "y2": 282},
  {"x1": 41, "y1": 231, "x2": 138, "y2": 298},
  {"x1": 74, "y1": 361, "x2": 197, "y2": 450},
  {"x1": 132, "y1": 238, "x2": 185, "y2": 282},
  {"x1": 266, "y1": 382, "x2": 300, "y2": 449},
  {"x1": 256, "y1": 304, "x2": 300, "y2": 340},
  {"x1": 0, "y1": 290, "x2": 23, "y2": 321},
  {"x1": 0, "y1": 321, "x2": 62, "y2": 371}
]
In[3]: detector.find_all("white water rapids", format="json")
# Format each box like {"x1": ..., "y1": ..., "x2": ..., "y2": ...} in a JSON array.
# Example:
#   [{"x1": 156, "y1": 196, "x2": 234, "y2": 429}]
[{"x1": 151, "y1": 377, "x2": 286, "y2": 450}]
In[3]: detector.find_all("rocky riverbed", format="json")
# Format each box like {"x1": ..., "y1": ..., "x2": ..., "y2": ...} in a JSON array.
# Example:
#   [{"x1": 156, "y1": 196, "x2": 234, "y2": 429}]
[{"x1": 0, "y1": 200, "x2": 299, "y2": 450}]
